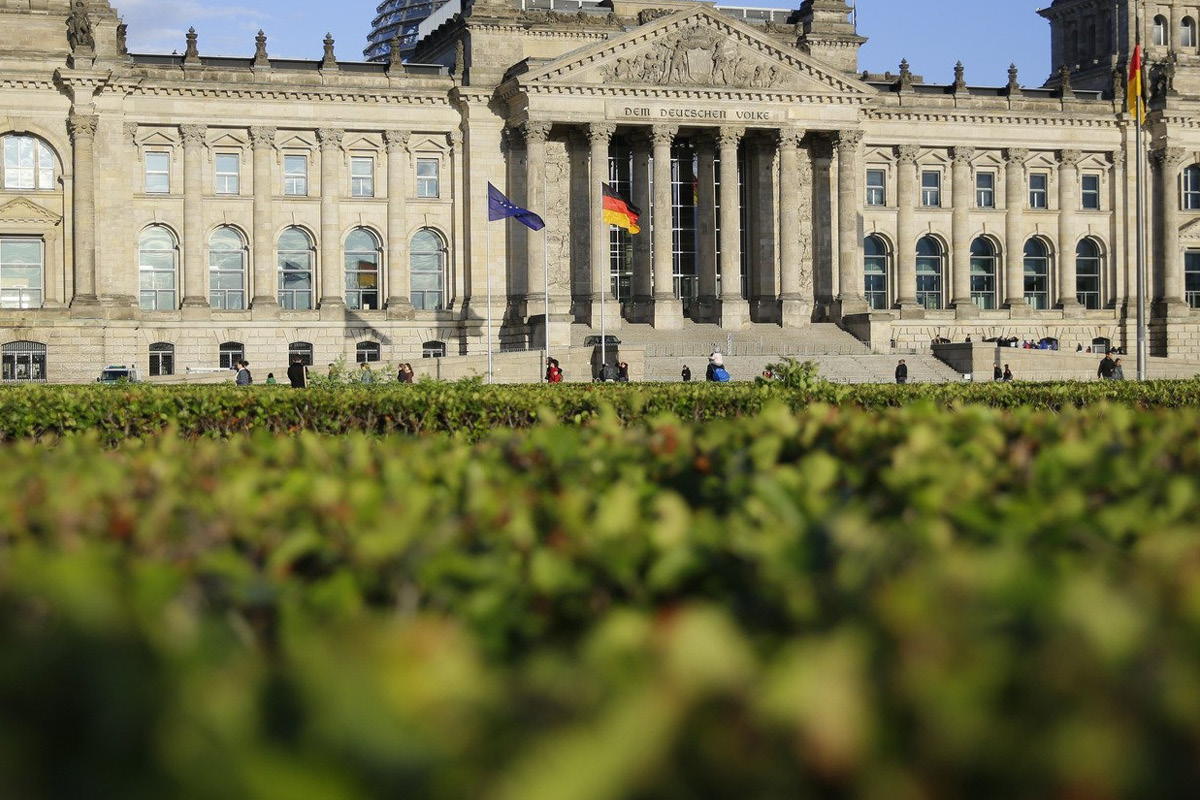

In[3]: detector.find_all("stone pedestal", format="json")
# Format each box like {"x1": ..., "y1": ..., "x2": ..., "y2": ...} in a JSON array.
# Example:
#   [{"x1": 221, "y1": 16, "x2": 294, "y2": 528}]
[
  {"x1": 719, "y1": 298, "x2": 747, "y2": 328},
  {"x1": 651, "y1": 295, "x2": 684, "y2": 329},
  {"x1": 779, "y1": 294, "x2": 813, "y2": 326}
]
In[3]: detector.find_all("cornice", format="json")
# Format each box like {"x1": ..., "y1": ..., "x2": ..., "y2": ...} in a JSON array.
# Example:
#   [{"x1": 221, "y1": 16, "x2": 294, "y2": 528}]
[
  {"x1": 115, "y1": 82, "x2": 452, "y2": 105},
  {"x1": 516, "y1": 83, "x2": 872, "y2": 106},
  {"x1": 0, "y1": 78, "x2": 58, "y2": 91},
  {"x1": 866, "y1": 109, "x2": 1120, "y2": 129}
]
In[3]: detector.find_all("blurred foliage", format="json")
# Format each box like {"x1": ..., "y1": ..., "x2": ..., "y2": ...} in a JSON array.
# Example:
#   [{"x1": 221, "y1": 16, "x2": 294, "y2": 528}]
[{"x1": 2, "y1": 395, "x2": 1200, "y2": 797}]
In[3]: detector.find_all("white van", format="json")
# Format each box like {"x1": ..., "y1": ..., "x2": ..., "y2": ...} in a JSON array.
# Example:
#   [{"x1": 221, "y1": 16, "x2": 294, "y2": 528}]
[{"x1": 97, "y1": 365, "x2": 142, "y2": 383}]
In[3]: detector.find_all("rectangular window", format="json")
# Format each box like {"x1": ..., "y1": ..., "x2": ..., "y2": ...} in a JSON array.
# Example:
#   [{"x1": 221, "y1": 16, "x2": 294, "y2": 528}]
[
  {"x1": 416, "y1": 157, "x2": 440, "y2": 198},
  {"x1": 351, "y1": 156, "x2": 375, "y2": 197},
  {"x1": 1029, "y1": 172, "x2": 1049, "y2": 209},
  {"x1": 865, "y1": 168, "x2": 886, "y2": 206},
  {"x1": 921, "y1": 170, "x2": 941, "y2": 207},
  {"x1": 1081, "y1": 173, "x2": 1101, "y2": 210},
  {"x1": 144, "y1": 151, "x2": 170, "y2": 194},
  {"x1": 0, "y1": 236, "x2": 43, "y2": 310},
  {"x1": 1187, "y1": 251, "x2": 1200, "y2": 309},
  {"x1": 975, "y1": 171, "x2": 995, "y2": 208},
  {"x1": 284, "y1": 154, "x2": 308, "y2": 196},
  {"x1": 215, "y1": 153, "x2": 240, "y2": 195}
]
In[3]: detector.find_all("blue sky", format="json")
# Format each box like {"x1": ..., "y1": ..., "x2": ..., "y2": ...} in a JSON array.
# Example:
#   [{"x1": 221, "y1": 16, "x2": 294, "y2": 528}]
[{"x1": 116, "y1": 0, "x2": 1052, "y2": 86}]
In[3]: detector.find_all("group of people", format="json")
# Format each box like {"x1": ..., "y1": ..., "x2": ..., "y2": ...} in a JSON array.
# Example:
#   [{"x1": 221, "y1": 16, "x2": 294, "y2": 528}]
[
  {"x1": 678, "y1": 352, "x2": 732, "y2": 383},
  {"x1": 1097, "y1": 352, "x2": 1126, "y2": 380},
  {"x1": 993, "y1": 363, "x2": 1015, "y2": 382}
]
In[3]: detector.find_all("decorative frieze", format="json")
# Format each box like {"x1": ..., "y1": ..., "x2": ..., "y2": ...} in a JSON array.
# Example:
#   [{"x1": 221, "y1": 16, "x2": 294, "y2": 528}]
[{"x1": 601, "y1": 27, "x2": 786, "y2": 89}]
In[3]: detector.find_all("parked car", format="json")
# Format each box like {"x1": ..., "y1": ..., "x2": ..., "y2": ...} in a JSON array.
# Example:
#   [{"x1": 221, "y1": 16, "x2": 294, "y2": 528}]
[{"x1": 97, "y1": 365, "x2": 142, "y2": 383}]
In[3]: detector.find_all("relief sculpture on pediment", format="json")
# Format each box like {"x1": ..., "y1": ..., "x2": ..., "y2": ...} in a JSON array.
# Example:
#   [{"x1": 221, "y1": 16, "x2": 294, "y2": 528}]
[{"x1": 602, "y1": 28, "x2": 785, "y2": 89}]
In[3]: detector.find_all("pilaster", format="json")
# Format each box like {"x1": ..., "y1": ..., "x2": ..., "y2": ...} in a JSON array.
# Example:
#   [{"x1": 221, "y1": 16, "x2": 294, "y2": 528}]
[
  {"x1": 249, "y1": 125, "x2": 278, "y2": 316},
  {"x1": 68, "y1": 112, "x2": 101, "y2": 315},
  {"x1": 383, "y1": 129, "x2": 414, "y2": 319},
  {"x1": 1057, "y1": 148, "x2": 1083, "y2": 315},
  {"x1": 950, "y1": 145, "x2": 977, "y2": 318},
  {"x1": 317, "y1": 127, "x2": 344, "y2": 317},
  {"x1": 180, "y1": 124, "x2": 209, "y2": 312},
  {"x1": 895, "y1": 143, "x2": 920, "y2": 316},
  {"x1": 1004, "y1": 148, "x2": 1030, "y2": 314}
]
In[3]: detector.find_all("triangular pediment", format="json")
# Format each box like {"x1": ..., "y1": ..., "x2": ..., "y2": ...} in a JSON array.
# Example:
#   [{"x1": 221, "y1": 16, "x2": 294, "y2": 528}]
[
  {"x1": 140, "y1": 131, "x2": 177, "y2": 146},
  {"x1": 0, "y1": 197, "x2": 61, "y2": 224},
  {"x1": 210, "y1": 132, "x2": 247, "y2": 148},
  {"x1": 1181, "y1": 217, "x2": 1200, "y2": 239},
  {"x1": 520, "y1": 8, "x2": 874, "y2": 96}
]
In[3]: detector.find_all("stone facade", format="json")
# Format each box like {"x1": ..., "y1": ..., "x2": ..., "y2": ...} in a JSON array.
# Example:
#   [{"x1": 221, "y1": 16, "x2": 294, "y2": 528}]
[{"x1": 1, "y1": 0, "x2": 1200, "y2": 381}]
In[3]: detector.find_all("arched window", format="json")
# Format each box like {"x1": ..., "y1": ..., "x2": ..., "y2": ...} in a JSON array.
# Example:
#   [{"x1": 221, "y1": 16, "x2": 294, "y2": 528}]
[
  {"x1": 1023, "y1": 239, "x2": 1051, "y2": 310},
  {"x1": 1, "y1": 340, "x2": 46, "y2": 381},
  {"x1": 345, "y1": 228, "x2": 380, "y2": 310},
  {"x1": 0, "y1": 236, "x2": 42, "y2": 309},
  {"x1": 970, "y1": 238, "x2": 998, "y2": 310},
  {"x1": 863, "y1": 235, "x2": 889, "y2": 310},
  {"x1": 288, "y1": 341, "x2": 313, "y2": 367},
  {"x1": 138, "y1": 225, "x2": 177, "y2": 311},
  {"x1": 218, "y1": 341, "x2": 244, "y2": 370},
  {"x1": 1154, "y1": 15, "x2": 1169, "y2": 47},
  {"x1": 1, "y1": 134, "x2": 56, "y2": 190},
  {"x1": 277, "y1": 227, "x2": 314, "y2": 310},
  {"x1": 1182, "y1": 165, "x2": 1200, "y2": 210},
  {"x1": 1076, "y1": 238, "x2": 1103, "y2": 309},
  {"x1": 356, "y1": 341, "x2": 381, "y2": 363},
  {"x1": 149, "y1": 342, "x2": 174, "y2": 377},
  {"x1": 1183, "y1": 17, "x2": 1197, "y2": 48},
  {"x1": 410, "y1": 228, "x2": 446, "y2": 311},
  {"x1": 915, "y1": 236, "x2": 944, "y2": 310},
  {"x1": 209, "y1": 227, "x2": 246, "y2": 310}
]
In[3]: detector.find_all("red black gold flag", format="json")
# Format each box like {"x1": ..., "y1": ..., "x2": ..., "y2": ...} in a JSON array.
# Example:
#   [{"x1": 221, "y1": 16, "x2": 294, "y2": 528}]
[
  {"x1": 602, "y1": 183, "x2": 641, "y2": 234},
  {"x1": 1128, "y1": 44, "x2": 1145, "y2": 122}
]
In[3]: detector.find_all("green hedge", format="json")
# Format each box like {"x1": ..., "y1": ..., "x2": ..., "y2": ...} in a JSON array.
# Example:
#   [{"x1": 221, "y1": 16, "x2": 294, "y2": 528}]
[
  {"x1": 3, "y1": 377, "x2": 1200, "y2": 442},
  {"x1": 3, "y1": 403, "x2": 1200, "y2": 797}
]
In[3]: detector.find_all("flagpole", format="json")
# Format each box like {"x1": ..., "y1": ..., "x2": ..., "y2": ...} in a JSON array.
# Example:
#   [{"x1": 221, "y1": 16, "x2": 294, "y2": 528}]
[
  {"x1": 1135, "y1": 19, "x2": 1148, "y2": 382},
  {"x1": 542, "y1": 168, "x2": 550, "y2": 382},
  {"x1": 486, "y1": 207, "x2": 494, "y2": 385}
]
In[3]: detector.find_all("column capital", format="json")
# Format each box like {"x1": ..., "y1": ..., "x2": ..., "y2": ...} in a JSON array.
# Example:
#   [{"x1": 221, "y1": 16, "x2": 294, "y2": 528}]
[
  {"x1": 950, "y1": 146, "x2": 975, "y2": 166},
  {"x1": 835, "y1": 129, "x2": 863, "y2": 153},
  {"x1": 179, "y1": 124, "x2": 207, "y2": 147},
  {"x1": 896, "y1": 144, "x2": 920, "y2": 165},
  {"x1": 249, "y1": 126, "x2": 276, "y2": 148},
  {"x1": 317, "y1": 127, "x2": 344, "y2": 150},
  {"x1": 383, "y1": 129, "x2": 410, "y2": 151},
  {"x1": 1003, "y1": 147, "x2": 1029, "y2": 165},
  {"x1": 1057, "y1": 148, "x2": 1083, "y2": 169},
  {"x1": 586, "y1": 122, "x2": 615, "y2": 146},
  {"x1": 777, "y1": 128, "x2": 805, "y2": 150},
  {"x1": 649, "y1": 124, "x2": 678, "y2": 146},
  {"x1": 717, "y1": 126, "x2": 745, "y2": 149},
  {"x1": 447, "y1": 128, "x2": 463, "y2": 149},
  {"x1": 1109, "y1": 149, "x2": 1125, "y2": 168},
  {"x1": 522, "y1": 120, "x2": 551, "y2": 145},
  {"x1": 68, "y1": 113, "x2": 98, "y2": 141},
  {"x1": 1150, "y1": 146, "x2": 1187, "y2": 172}
]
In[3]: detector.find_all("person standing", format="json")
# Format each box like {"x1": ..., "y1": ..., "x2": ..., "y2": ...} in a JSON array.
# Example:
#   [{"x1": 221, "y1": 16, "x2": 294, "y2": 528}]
[
  {"x1": 993, "y1": 362, "x2": 1003, "y2": 381},
  {"x1": 681, "y1": 365, "x2": 691, "y2": 382},
  {"x1": 546, "y1": 358, "x2": 562, "y2": 383},
  {"x1": 617, "y1": 362, "x2": 629, "y2": 382},
  {"x1": 1002, "y1": 364, "x2": 1013, "y2": 382},
  {"x1": 1098, "y1": 352, "x2": 1117, "y2": 380},
  {"x1": 358, "y1": 362, "x2": 373, "y2": 383},
  {"x1": 235, "y1": 360, "x2": 252, "y2": 386},
  {"x1": 287, "y1": 355, "x2": 307, "y2": 388},
  {"x1": 1113, "y1": 358, "x2": 1126, "y2": 381},
  {"x1": 895, "y1": 359, "x2": 908, "y2": 384}
]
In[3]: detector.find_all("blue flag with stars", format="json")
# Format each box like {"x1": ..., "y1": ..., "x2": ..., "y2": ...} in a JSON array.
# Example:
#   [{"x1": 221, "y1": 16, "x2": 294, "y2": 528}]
[{"x1": 487, "y1": 182, "x2": 545, "y2": 231}]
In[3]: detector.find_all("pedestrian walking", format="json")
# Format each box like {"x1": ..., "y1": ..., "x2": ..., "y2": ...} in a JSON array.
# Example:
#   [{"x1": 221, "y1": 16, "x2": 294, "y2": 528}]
[
  {"x1": 1098, "y1": 352, "x2": 1117, "y2": 380},
  {"x1": 358, "y1": 362, "x2": 373, "y2": 383},
  {"x1": 1113, "y1": 358, "x2": 1125, "y2": 381},
  {"x1": 681, "y1": 365, "x2": 691, "y2": 382},
  {"x1": 993, "y1": 362, "x2": 1002, "y2": 381},
  {"x1": 1002, "y1": 364, "x2": 1013, "y2": 382},
  {"x1": 287, "y1": 355, "x2": 307, "y2": 388},
  {"x1": 895, "y1": 359, "x2": 908, "y2": 384},
  {"x1": 235, "y1": 360, "x2": 252, "y2": 386}
]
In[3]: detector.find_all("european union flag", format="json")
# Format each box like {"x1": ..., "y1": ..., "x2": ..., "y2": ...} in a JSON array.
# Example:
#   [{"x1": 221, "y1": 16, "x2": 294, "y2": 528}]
[{"x1": 487, "y1": 182, "x2": 545, "y2": 231}]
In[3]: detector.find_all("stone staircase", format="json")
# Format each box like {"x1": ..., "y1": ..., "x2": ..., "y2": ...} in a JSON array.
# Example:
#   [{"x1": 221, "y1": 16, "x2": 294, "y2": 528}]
[{"x1": 572, "y1": 321, "x2": 965, "y2": 384}]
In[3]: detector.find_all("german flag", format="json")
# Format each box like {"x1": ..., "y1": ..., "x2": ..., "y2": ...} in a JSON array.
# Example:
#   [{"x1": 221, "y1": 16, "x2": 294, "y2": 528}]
[
  {"x1": 602, "y1": 183, "x2": 641, "y2": 234},
  {"x1": 1128, "y1": 44, "x2": 1145, "y2": 122}
]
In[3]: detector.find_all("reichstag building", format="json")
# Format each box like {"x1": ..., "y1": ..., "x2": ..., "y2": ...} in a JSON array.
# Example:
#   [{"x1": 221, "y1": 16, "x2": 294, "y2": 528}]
[{"x1": 0, "y1": 0, "x2": 1195, "y2": 381}]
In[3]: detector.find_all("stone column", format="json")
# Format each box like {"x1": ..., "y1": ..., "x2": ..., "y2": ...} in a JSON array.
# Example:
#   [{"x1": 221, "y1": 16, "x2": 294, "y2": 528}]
[
  {"x1": 812, "y1": 141, "x2": 835, "y2": 315},
  {"x1": 1004, "y1": 148, "x2": 1029, "y2": 311},
  {"x1": 249, "y1": 125, "x2": 277, "y2": 313},
  {"x1": 718, "y1": 125, "x2": 746, "y2": 328},
  {"x1": 694, "y1": 133, "x2": 718, "y2": 323},
  {"x1": 778, "y1": 129, "x2": 806, "y2": 325},
  {"x1": 628, "y1": 131, "x2": 653, "y2": 323},
  {"x1": 587, "y1": 123, "x2": 615, "y2": 328},
  {"x1": 1153, "y1": 146, "x2": 1188, "y2": 312},
  {"x1": 1057, "y1": 149, "x2": 1082, "y2": 311},
  {"x1": 68, "y1": 113, "x2": 100, "y2": 311},
  {"x1": 523, "y1": 120, "x2": 551, "y2": 319},
  {"x1": 835, "y1": 129, "x2": 866, "y2": 316},
  {"x1": 317, "y1": 127, "x2": 344, "y2": 314},
  {"x1": 180, "y1": 124, "x2": 208, "y2": 309},
  {"x1": 384, "y1": 130, "x2": 413, "y2": 318},
  {"x1": 950, "y1": 145, "x2": 976, "y2": 314},
  {"x1": 650, "y1": 124, "x2": 682, "y2": 329},
  {"x1": 895, "y1": 144, "x2": 920, "y2": 311},
  {"x1": 749, "y1": 134, "x2": 778, "y2": 322}
]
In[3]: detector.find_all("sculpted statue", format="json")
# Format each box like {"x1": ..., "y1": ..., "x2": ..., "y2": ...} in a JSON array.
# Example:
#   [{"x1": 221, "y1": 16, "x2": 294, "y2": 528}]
[
  {"x1": 601, "y1": 27, "x2": 786, "y2": 90},
  {"x1": 66, "y1": 0, "x2": 94, "y2": 51}
]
